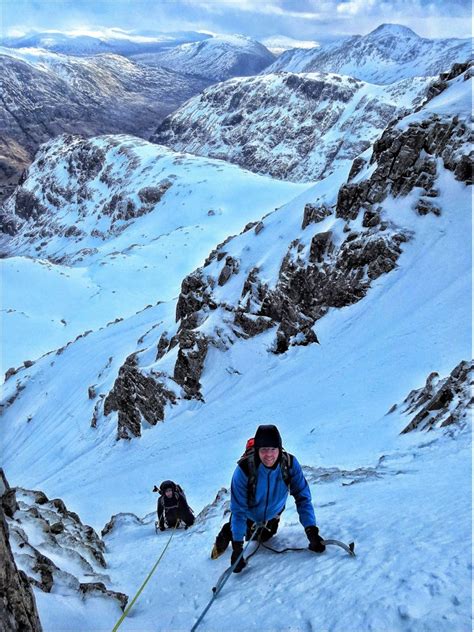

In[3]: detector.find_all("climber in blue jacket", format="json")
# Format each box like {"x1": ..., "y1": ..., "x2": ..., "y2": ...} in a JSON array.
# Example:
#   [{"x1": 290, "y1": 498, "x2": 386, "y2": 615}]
[{"x1": 211, "y1": 424, "x2": 326, "y2": 572}]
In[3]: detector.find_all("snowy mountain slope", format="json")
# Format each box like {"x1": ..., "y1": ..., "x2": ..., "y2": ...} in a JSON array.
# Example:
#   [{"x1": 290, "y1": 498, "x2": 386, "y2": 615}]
[
  {"x1": 1, "y1": 29, "x2": 211, "y2": 57},
  {"x1": 151, "y1": 71, "x2": 433, "y2": 182},
  {"x1": 1, "y1": 48, "x2": 472, "y2": 632},
  {"x1": 263, "y1": 23, "x2": 472, "y2": 84},
  {"x1": 1, "y1": 152, "x2": 471, "y2": 629},
  {"x1": 0, "y1": 47, "x2": 210, "y2": 201},
  {"x1": 112, "y1": 64, "x2": 473, "y2": 439},
  {"x1": 0, "y1": 135, "x2": 308, "y2": 373},
  {"x1": 2, "y1": 64, "x2": 471, "y2": 505},
  {"x1": 133, "y1": 34, "x2": 275, "y2": 81}
]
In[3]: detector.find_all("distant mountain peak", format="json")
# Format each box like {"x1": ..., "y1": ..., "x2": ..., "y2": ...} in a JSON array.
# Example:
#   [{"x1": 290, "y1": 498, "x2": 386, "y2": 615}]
[{"x1": 367, "y1": 23, "x2": 420, "y2": 39}]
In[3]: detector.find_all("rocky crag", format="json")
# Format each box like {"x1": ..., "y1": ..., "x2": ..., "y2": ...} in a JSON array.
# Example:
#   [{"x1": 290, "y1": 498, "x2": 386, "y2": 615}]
[
  {"x1": 388, "y1": 360, "x2": 474, "y2": 434},
  {"x1": 2, "y1": 472, "x2": 127, "y2": 615},
  {"x1": 102, "y1": 63, "x2": 472, "y2": 439},
  {"x1": 0, "y1": 470, "x2": 43, "y2": 632}
]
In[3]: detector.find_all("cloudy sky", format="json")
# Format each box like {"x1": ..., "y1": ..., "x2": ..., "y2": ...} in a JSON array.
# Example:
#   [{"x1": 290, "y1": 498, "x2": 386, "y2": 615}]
[{"x1": 1, "y1": 0, "x2": 472, "y2": 44}]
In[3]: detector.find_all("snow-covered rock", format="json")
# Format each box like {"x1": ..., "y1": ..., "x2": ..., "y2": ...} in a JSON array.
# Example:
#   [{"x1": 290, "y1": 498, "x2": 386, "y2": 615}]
[
  {"x1": 0, "y1": 470, "x2": 43, "y2": 632},
  {"x1": 0, "y1": 47, "x2": 210, "y2": 202},
  {"x1": 263, "y1": 23, "x2": 472, "y2": 85},
  {"x1": 134, "y1": 34, "x2": 275, "y2": 81},
  {"x1": 151, "y1": 70, "x2": 433, "y2": 182},
  {"x1": 391, "y1": 360, "x2": 474, "y2": 433}
]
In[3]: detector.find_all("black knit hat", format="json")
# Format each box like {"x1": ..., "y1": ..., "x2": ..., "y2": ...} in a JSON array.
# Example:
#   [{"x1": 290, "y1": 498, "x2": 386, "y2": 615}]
[
  {"x1": 254, "y1": 424, "x2": 282, "y2": 449},
  {"x1": 159, "y1": 480, "x2": 176, "y2": 493}
]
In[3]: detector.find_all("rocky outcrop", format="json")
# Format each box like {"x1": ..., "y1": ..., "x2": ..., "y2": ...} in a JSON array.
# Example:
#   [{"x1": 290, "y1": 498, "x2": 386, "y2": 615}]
[
  {"x1": 336, "y1": 114, "x2": 472, "y2": 225},
  {"x1": 0, "y1": 135, "x2": 175, "y2": 250},
  {"x1": 394, "y1": 360, "x2": 473, "y2": 433},
  {"x1": 103, "y1": 353, "x2": 177, "y2": 440},
  {"x1": 239, "y1": 227, "x2": 408, "y2": 353},
  {"x1": 0, "y1": 471, "x2": 42, "y2": 632},
  {"x1": 4, "y1": 482, "x2": 128, "y2": 613}
]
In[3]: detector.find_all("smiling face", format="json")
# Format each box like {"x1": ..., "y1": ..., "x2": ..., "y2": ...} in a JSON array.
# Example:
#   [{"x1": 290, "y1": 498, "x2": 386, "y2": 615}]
[{"x1": 258, "y1": 447, "x2": 280, "y2": 467}]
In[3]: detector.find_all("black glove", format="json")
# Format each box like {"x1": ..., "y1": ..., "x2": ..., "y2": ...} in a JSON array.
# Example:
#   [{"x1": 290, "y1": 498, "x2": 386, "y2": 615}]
[
  {"x1": 230, "y1": 541, "x2": 246, "y2": 573},
  {"x1": 305, "y1": 525, "x2": 326, "y2": 553}
]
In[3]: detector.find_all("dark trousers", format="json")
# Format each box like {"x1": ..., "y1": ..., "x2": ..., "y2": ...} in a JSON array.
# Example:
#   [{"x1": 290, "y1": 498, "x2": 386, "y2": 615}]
[{"x1": 217, "y1": 514, "x2": 281, "y2": 544}]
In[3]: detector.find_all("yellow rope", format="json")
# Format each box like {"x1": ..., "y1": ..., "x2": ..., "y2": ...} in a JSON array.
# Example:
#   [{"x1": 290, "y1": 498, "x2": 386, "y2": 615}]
[{"x1": 112, "y1": 523, "x2": 177, "y2": 631}]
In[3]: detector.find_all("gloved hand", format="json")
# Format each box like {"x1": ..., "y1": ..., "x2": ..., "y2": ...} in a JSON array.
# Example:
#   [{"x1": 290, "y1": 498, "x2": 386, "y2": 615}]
[
  {"x1": 305, "y1": 525, "x2": 326, "y2": 553},
  {"x1": 230, "y1": 541, "x2": 246, "y2": 573}
]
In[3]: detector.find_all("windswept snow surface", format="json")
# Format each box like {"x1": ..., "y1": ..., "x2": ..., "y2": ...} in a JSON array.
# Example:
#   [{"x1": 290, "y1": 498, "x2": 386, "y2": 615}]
[
  {"x1": 1, "y1": 153, "x2": 471, "y2": 629},
  {"x1": 1, "y1": 140, "x2": 308, "y2": 373}
]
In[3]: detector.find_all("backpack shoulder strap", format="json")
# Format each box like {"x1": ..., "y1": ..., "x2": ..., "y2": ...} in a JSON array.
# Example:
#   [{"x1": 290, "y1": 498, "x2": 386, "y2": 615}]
[
  {"x1": 280, "y1": 450, "x2": 293, "y2": 487},
  {"x1": 238, "y1": 452, "x2": 257, "y2": 506}
]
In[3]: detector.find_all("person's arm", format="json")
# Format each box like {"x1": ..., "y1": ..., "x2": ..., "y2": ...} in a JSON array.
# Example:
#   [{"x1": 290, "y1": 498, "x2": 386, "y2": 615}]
[
  {"x1": 289, "y1": 456, "x2": 317, "y2": 528},
  {"x1": 290, "y1": 456, "x2": 326, "y2": 552},
  {"x1": 157, "y1": 498, "x2": 166, "y2": 530},
  {"x1": 178, "y1": 494, "x2": 195, "y2": 527},
  {"x1": 230, "y1": 465, "x2": 249, "y2": 542}
]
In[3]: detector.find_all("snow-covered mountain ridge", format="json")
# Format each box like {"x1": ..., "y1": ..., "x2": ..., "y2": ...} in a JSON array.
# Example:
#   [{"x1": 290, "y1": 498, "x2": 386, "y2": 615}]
[
  {"x1": 151, "y1": 70, "x2": 433, "y2": 182},
  {"x1": 263, "y1": 23, "x2": 472, "y2": 84},
  {"x1": 134, "y1": 34, "x2": 275, "y2": 81},
  {"x1": 1, "y1": 29, "x2": 211, "y2": 57},
  {"x1": 0, "y1": 47, "x2": 210, "y2": 202}
]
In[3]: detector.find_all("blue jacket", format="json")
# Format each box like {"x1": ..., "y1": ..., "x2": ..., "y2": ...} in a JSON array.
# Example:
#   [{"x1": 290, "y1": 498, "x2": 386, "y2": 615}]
[{"x1": 230, "y1": 454, "x2": 316, "y2": 542}]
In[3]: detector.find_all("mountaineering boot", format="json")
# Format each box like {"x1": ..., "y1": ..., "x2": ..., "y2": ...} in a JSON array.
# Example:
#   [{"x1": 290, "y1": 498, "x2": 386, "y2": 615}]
[{"x1": 211, "y1": 521, "x2": 232, "y2": 559}]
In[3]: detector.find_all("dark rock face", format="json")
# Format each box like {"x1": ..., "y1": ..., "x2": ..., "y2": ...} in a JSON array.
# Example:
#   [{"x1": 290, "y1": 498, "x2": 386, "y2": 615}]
[
  {"x1": 336, "y1": 113, "x2": 472, "y2": 223},
  {"x1": 0, "y1": 471, "x2": 43, "y2": 632},
  {"x1": 394, "y1": 360, "x2": 473, "y2": 433},
  {"x1": 302, "y1": 204, "x2": 332, "y2": 229},
  {"x1": 103, "y1": 353, "x2": 177, "y2": 439},
  {"x1": 173, "y1": 331, "x2": 209, "y2": 400},
  {"x1": 0, "y1": 51, "x2": 210, "y2": 202},
  {"x1": 230, "y1": 226, "x2": 407, "y2": 353}
]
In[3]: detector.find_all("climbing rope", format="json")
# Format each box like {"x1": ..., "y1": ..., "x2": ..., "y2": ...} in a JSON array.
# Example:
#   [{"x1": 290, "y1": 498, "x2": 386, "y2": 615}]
[{"x1": 112, "y1": 523, "x2": 178, "y2": 632}]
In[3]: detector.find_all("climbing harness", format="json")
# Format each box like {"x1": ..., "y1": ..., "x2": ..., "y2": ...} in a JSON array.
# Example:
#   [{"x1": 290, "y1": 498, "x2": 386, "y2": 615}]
[
  {"x1": 112, "y1": 523, "x2": 177, "y2": 632},
  {"x1": 190, "y1": 524, "x2": 264, "y2": 632}
]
